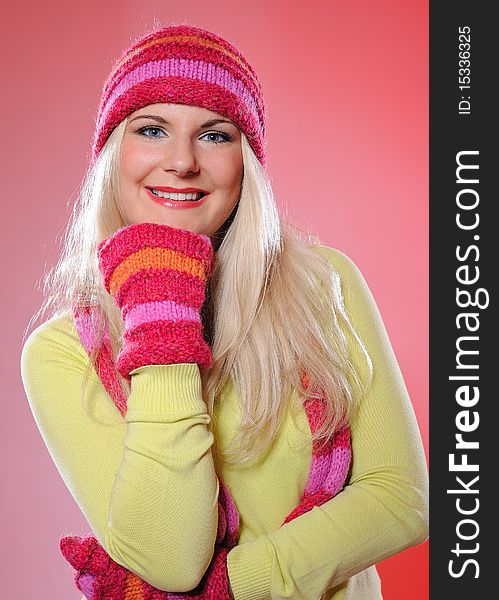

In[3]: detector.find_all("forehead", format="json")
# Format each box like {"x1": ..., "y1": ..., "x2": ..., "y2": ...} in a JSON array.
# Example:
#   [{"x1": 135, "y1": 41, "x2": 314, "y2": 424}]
[{"x1": 129, "y1": 103, "x2": 234, "y2": 124}]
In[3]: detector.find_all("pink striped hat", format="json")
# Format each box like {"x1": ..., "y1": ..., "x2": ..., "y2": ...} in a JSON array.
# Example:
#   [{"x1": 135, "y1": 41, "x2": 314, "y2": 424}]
[{"x1": 92, "y1": 24, "x2": 266, "y2": 165}]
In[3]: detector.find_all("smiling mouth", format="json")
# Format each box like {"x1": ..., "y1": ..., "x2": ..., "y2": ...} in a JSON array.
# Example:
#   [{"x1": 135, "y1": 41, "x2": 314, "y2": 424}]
[{"x1": 148, "y1": 188, "x2": 207, "y2": 201}]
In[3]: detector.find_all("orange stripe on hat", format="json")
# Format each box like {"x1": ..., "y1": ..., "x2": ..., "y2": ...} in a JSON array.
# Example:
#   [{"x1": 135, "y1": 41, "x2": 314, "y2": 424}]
[{"x1": 111, "y1": 34, "x2": 259, "y2": 91}]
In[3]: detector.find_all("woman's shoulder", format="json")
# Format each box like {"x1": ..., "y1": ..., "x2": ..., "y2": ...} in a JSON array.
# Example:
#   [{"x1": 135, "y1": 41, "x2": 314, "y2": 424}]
[
  {"x1": 311, "y1": 244, "x2": 382, "y2": 343},
  {"x1": 312, "y1": 244, "x2": 367, "y2": 292},
  {"x1": 20, "y1": 310, "x2": 88, "y2": 374},
  {"x1": 314, "y1": 243, "x2": 353, "y2": 266}
]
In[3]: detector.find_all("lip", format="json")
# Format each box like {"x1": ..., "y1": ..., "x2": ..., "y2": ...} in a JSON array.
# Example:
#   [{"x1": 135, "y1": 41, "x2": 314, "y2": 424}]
[
  {"x1": 146, "y1": 186, "x2": 209, "y2": 194},
  {"x1": 145, "y1": 187, "x2": 209, "y2": 209}
]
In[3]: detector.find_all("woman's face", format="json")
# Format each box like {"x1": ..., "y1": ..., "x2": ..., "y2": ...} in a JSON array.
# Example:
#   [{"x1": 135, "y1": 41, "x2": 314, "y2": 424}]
[{"x1": 118, "y1": 103, "x2": 243, "y2": 240}]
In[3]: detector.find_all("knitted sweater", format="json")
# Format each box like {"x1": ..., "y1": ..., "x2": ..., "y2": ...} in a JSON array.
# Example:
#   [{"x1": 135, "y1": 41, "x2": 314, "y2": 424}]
[{"x1": 20, "y1": 245, "x2": 429, "y2": 600}]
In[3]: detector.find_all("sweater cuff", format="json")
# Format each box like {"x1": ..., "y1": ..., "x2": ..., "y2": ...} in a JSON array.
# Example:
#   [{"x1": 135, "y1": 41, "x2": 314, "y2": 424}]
[
  {"x1": 126, "y1": 363, "x2": 206, "y2": 421},
  {"x1": 227, "y1": 536, "x2": 273, "y2": 600}
]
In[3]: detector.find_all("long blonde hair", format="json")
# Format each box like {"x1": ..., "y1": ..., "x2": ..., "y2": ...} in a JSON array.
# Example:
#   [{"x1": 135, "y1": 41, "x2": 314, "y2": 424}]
[{"x1": 25, "y1": 117, "x2": 372, "y2": 466}]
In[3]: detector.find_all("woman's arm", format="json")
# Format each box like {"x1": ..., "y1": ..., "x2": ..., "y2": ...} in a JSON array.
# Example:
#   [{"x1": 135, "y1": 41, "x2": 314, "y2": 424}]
[
  {"x1": 226, "y1": 246, "x2": 429, "y2": 600},
  {"x1": 20, "y1": 314, "x2": 219, "y2": 592}
]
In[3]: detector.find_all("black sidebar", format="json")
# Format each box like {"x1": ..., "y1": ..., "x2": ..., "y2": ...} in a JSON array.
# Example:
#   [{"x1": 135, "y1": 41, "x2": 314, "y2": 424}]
[{"x1": 430, "y1": 2, "x2": 496, "y2": 598}]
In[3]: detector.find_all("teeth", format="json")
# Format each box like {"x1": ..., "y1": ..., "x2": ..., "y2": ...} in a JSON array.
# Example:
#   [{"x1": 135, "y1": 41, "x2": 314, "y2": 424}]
[{"x1": 150, "y1": 189, "x2": 204, "y2": 201}]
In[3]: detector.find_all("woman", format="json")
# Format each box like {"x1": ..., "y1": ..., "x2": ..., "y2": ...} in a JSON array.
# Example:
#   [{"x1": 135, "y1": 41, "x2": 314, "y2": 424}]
[{"x1": 20, "y1": 24, "x2": 428, "y2": 600}]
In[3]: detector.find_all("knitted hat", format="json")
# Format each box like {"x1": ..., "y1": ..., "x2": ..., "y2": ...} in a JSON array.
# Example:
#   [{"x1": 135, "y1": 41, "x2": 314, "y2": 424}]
[{"x1": 92, "y1": 24, "x2": 266, "y2": 165}]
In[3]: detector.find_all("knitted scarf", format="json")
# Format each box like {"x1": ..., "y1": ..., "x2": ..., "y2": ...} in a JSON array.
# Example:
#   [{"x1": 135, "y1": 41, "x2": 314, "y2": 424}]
[{"x1": 59, "y1": 305, "x2": 352, "y2": 599}]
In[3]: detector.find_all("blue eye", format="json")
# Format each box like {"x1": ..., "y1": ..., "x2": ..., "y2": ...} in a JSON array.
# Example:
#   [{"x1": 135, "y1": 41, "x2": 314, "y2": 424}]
[
  {"x1": 200, "y1": 131, "x2": 233, "y2": 144},
  {"x1": 135, "y1": 127, "x2": 232, "y2": 143},
  {"x1": 137, "y1": 126, "x2": 165, "y2": 138}
]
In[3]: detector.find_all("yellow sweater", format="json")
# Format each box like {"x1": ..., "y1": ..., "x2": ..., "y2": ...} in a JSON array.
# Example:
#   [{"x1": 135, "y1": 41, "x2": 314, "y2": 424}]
[{"x1": 20, "y1": 245, "x2": 429, "y2": 600}]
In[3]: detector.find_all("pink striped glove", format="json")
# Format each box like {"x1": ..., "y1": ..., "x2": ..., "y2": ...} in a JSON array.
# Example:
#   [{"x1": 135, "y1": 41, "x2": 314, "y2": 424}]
[
  {"x1": 97, "y1": 223, "x2": 215, "y2": 379},
  {"x1": 60, "y1": 539, "x2": 233, "y2": 600}
]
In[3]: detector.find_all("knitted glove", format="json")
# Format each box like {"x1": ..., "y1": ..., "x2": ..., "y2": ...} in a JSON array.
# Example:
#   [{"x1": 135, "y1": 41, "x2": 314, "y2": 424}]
[
  {"x1": 97, "y1": 222, "x2": 215, "y2": 379},
  {"x1": 61, "y1": 541, "x2": 233, "y2": 600}
]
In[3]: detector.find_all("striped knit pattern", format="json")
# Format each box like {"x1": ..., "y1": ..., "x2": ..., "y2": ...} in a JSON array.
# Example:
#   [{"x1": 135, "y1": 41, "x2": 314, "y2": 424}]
[
  {"x1": 92, "y1": 25, "x2": 266, "y2": 166},
  {"x1": 73, "y1": 305, "x2": 128, "y2": 416},
  {"x1": 97, "y1": 223, "x2": 215, "y2": 378},
  {"x1": 60, "y1": 306, "x2": 352, "y2": 599}
]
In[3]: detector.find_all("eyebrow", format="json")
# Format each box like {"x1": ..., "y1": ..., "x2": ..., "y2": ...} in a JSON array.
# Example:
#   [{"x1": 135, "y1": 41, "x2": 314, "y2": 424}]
[{"x1": 128, "y1": 115, "x2": 237, "y2": 128}]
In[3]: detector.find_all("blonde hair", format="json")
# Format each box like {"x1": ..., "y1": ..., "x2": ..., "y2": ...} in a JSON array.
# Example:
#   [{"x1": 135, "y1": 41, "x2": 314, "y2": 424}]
[{"x1": 25, "y1": 117, "x2": 372, "y2": 466}]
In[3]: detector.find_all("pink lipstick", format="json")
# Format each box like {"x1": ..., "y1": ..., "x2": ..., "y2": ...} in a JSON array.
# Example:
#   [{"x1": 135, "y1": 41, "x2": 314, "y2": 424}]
[{"x1": 145, "y1": 187, "x2": 209, "y2": 209}]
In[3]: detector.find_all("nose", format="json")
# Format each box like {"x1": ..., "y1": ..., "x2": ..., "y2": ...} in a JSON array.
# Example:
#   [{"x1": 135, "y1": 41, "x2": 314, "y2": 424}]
[{"x1": 161, "y1": 136, "x2": 199, "y2": 176}]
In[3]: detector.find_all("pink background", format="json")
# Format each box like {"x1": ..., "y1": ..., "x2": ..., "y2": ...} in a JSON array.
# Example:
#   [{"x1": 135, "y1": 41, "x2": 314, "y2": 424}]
[{"x1": 3, "y1": 0, "x2": 428, "y2": 598}]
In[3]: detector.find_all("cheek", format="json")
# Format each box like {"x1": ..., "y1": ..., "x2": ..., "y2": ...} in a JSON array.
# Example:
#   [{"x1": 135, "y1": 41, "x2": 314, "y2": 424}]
[
  {"x1": 120, "y1": 144, "x2": 138, "y2": 184},
  {"x1": 118, "y1": 142, "x2": 145, "y2": 221},
  {"x1": 215, "y1": 153, "x2": 243, "y2": 192},
  {"x1": 120, "y1": 139, "x2": 155, "y2": 182}
]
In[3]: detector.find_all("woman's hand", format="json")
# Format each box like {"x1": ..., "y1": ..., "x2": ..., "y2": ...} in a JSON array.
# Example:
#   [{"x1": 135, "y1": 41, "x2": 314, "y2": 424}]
[{"x1": 97, "y1": 223, "x2": 215, "y2": 378}]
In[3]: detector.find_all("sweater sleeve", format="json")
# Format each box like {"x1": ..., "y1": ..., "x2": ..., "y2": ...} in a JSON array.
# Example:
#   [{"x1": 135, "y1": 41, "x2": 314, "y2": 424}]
[
  {"x1": 20, "y1": 314, "x2": 219, "y2": 592},
  {"x1": 226, "y1": 246, "x2": 429, "y2": 600}
]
